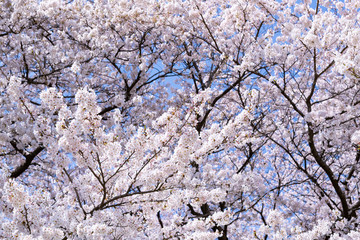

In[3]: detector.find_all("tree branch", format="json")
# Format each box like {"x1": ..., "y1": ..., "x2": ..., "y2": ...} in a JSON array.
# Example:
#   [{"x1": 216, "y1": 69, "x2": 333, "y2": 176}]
[{"x1": 10, "y1": 140, "x2": 45, "y2": 178}]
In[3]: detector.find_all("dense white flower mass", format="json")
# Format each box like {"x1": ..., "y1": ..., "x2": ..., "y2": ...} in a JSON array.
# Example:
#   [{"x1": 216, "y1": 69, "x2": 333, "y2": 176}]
[
  {"x1": 351, "y1": 131, "x2": 360, "y2": 146},
  {"x1": 0, "y1": 0, "x2": 360, "y2": 239},
  {"x1": 40, "y1": 88, "x2": 64, "y2": 111}
]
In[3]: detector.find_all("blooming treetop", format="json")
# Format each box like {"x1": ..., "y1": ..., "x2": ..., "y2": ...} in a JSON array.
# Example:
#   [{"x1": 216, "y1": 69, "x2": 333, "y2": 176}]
[{"x1": 0, "y1": 0, "x2": 360, "y2": 239}]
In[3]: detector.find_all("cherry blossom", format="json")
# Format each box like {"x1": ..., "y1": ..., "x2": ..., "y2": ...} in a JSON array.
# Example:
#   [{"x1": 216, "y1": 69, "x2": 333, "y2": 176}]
[{"x1": 1, "y1": 0, "x2": 360, "y2": 239}]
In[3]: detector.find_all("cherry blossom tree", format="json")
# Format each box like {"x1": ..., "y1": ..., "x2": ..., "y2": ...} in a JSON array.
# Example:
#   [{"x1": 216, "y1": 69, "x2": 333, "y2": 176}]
[{"x1": 1, "y1": 0, "x2": 360, "y2": 239}]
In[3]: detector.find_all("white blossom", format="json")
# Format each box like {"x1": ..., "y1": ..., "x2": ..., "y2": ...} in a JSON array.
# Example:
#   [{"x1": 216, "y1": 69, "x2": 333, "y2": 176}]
[{"x1": 0, "y1": 0, "x2": 360, "y2": 239}]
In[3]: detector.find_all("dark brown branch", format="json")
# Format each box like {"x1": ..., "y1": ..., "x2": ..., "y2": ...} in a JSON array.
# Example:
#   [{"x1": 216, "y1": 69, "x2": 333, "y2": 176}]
[
  {"x1": 98, "y1": 105, "x2": 118, "y2": 115},
  {"x1": 91, "y1": 188, "x2": 166, "y2": 212},
  {"x1": 157, "y1": 211, "x2": 164, "y2": 228},
  {"x1": 63, "y1": 168, "x2": 88, "y2": 218},
  {"x1": 307, "y1": 125, "x2": 350, "y2": 219},
  {"x1": 22, "y1": 206, "x2": 32, "y2": 234},
  {"x1": 196, "y1": 72, "x2": 249, "y2": 132},
  {"x1": 237, "y1": 143, "x2": 254, "y2": 173},
  {"x1": 10, "y1": 140, "x2": 45, "y2": 178}
]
